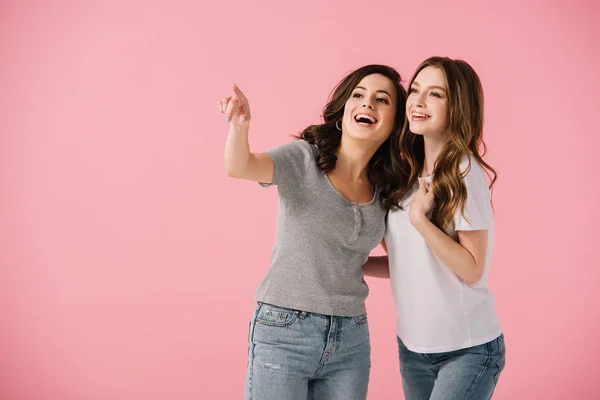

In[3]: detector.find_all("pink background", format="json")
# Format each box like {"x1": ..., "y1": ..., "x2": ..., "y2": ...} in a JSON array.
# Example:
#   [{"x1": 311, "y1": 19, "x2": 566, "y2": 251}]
[{"x1": 1, "y1": 0, "x2": 599, "y2": 399}]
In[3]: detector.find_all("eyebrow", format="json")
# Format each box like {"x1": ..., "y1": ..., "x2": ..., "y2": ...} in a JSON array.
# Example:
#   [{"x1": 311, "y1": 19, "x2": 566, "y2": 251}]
[
  {"x1": 411, "y1": 81, "x2": 446, "y2": 92},
  {"x1": 354, "y1": 86, "x2": 392, "y2": 98}
]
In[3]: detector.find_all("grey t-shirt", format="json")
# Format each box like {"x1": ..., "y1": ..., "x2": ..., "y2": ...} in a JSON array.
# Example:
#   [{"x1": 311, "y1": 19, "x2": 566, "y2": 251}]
[{"x1": 256, "y1": 139, "x2": 386, "y2": 316}]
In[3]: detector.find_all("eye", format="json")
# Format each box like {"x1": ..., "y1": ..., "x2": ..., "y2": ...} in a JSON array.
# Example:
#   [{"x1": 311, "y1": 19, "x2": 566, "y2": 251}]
[
  {"x1": 352, "y1": 92, "x2": 363, "y2": 98},
  {"x1": 430, "y1": 92, "x2": 442, "y2": 98},
  {"x1": 376, "y1": 97, "x2": 389, "y2": 104},
  {"x1": 409, "y1": 87, "x2": 418, "y2": 94}
]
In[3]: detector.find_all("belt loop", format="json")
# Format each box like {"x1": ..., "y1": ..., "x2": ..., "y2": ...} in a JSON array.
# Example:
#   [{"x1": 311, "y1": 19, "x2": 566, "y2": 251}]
[{"x1": 298, "y1": 311, "x2": 307, "y2": 319}]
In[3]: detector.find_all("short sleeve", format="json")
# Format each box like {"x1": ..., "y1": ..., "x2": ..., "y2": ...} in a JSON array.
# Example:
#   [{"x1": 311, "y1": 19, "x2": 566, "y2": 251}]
[
  {"x1": 258, "y1": 139, "x2": 314, "y2": 188},
  {"x1": 453, "y1": 158, "x2": 493, "y2": 231}
]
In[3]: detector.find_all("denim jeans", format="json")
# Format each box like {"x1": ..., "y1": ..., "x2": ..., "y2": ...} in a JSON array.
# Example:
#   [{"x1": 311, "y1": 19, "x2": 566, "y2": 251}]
[
  {"x1": 244, "y1": 302, "x2": 371, "y2": 400},
  {"x1": 397, "y1": 335, "x2": 506, "y2": 400}
]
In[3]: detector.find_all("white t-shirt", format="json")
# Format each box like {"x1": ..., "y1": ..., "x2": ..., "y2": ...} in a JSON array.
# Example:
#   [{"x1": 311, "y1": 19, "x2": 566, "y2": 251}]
[{"x1": 385, "y1": 156, "x2": 502, "y2": 353}]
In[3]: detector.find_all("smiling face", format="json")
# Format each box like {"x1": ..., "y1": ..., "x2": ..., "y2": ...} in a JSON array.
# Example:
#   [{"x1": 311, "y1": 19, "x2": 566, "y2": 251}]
[
  {"x1": 406, "y1": 66, "x2": 450, "y2": 140},
  {"x1": 340, "y1": 73, "x2": 398, "y2": 145}
]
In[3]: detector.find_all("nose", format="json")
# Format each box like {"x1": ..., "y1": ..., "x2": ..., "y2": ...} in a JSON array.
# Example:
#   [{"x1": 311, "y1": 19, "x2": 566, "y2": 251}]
[
  {"x1": 362, "y1": 99, "x2": 374, "y2": 110},
  {"x1": 413, "y1": 91, "x2": 426, "y2": 107}
]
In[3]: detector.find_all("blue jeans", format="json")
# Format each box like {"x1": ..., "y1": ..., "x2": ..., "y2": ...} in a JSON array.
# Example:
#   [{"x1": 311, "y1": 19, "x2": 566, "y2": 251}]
[
  {"x1": 398, "y1": 335, "x2": 506, "y2": 400},
  {"x1": 244, "y1": 302, "x2": 371, "y2": 400}
]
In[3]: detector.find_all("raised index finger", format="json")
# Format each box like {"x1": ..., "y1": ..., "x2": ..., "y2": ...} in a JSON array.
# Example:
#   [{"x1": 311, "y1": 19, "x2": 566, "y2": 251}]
[{"x1": 232, "y1": 83, "x2": 248, "y2": 103}]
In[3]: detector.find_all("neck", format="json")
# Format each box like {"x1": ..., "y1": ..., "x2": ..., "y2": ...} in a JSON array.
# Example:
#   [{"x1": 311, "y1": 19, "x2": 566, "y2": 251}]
[
  {"x1": 422, "y1": 134, "x2": 449, "y2": 177},
  {"x1": 335, "y1": 136, "x2": 380, "y2": 182}
]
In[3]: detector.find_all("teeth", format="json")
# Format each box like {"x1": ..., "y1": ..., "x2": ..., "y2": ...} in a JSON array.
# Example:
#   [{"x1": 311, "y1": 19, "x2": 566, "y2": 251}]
[
  {"x1": 355, "y1": 114, "x2": 376, "y2": 123},
  {"x1": 412, "y1": 112, "x2": 429, "y2": 118}
]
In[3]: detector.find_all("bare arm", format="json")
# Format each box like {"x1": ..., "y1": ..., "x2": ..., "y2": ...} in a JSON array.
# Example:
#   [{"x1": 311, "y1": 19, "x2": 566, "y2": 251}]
[
  {"x1": 411, "y1": 214, "x2": 487, "y2": 284},
  {"x1": 224, "y1": 122, "x2": 274, "y2": 183},
  {"x1": 410, "y1": 180, "x2": 487, "y2": 284},
  {"x1": 218, "y1": 84, "x2": 274, "y2": 183},
  {"x1": 362, "y1": 239, "x2": 390, "y2": 279},
  {"x1": 380, "y1": 238, "x2": 388, "y2": 253}
]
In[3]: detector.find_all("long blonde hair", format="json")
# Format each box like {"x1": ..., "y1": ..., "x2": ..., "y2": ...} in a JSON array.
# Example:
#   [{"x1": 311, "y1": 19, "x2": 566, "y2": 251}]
[{"x1": 391, "y1": 56, "x2": 497, "y2": 232}]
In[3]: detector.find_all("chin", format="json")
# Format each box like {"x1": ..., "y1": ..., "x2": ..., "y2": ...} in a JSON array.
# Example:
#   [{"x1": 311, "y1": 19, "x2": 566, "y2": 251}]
[
  {"x1": 347, "y1": 132, "x2": 380, "y2": 142},
  {"x1": 408, "y1": 128, "x2": 425, "y2": 136}
]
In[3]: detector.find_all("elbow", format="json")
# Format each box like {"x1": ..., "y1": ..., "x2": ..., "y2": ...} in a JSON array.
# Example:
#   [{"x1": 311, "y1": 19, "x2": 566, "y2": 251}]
[
  {"x1": 225, "y1": 156, "x2": 251, "y2": 179},
  {"x1": 225, "y1": 167, "x2": 238, "y2": 178},
  {"x1": 463, "y1": 266, "x2": 484, "y2": 285},
  {"x1": 464, "y1": 276, "x2": 482, "y2": 285},
  {"x1": 225, "y1": 162, "x2": 242, "y2": 179}
]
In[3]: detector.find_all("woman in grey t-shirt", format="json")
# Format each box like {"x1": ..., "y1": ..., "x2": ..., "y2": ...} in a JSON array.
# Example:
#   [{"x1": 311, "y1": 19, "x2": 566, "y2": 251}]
[{"x1": 217, "y1": 65, "x2": 407, "y2": 400}]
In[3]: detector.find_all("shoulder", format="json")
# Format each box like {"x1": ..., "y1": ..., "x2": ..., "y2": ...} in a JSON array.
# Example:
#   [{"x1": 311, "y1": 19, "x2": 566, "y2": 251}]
[
  {"x1": 459, "y1": 154, "x2": 489, "y2": 189},
  {"x1": 274, "y1": 138, "x2": 316, "y2": 157},
  {"x1": 267, "y1": 138, "x2": 316, "y2": 161},
  {"x1": 264, "y1": 138, "x2": 318, "y2": 186}
]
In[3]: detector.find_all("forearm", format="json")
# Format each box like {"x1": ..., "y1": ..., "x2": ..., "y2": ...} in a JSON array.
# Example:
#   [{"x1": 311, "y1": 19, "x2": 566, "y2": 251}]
[
  {"x1": 362, "y1": 256, "x2": 390, "y2": 279},
  {"x1": 412, "y1": 216, "x2": 483, "y2": 284},
  {"x1": 224, "y1": 122, "x2": 252, "y2": 177}
]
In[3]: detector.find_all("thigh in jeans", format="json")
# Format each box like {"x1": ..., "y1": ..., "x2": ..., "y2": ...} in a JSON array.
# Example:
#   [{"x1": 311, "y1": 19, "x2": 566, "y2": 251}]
[
  {"x1": 311, "y1": 313, "x2": 371, "y2": 400},
  {"x1": 430, "y1": 334, "x2": 506, "y2": 400},
  {"x1": 397, "y1": 336, "x2": 436, "y2": 400},
  {"x1": 245, "y1": 303, "x2": 322, "y2": 400}
]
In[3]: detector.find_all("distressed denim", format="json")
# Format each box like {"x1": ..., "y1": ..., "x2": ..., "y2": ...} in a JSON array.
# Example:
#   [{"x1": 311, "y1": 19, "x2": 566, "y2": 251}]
[{"x1": 244, "y1": 302, "x2": 371, "y2": 400}]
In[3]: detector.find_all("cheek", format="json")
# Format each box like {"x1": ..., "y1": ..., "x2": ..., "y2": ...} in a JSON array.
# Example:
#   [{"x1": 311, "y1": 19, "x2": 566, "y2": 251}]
[
  {"x1": 383, "y1": 108, "x2": 397, "y2": 127},
  {"x1": 436, "y1": 102, "x2": 448, "y2": 117},
  {"x1": 342, "y1": 101, "x2": 355, "y2": 118},
  {"x1": 436, "y1": 107, "x2": 449, "y2": 125},
  {"x1": 341, "y1": 108, "x2": 352, "y2": 123},
  {"x1": 405, "y1": 101, "x2": 413, "y2": 116}
]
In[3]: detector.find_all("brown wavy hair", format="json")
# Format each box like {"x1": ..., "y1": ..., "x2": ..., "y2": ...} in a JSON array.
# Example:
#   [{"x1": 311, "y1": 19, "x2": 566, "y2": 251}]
[
  {"x1": 391, "y1": 56, "x2": 497, "y2": 231},
  {"x1": 296, "y1": 64, "x2": 408, "y2": 210}
]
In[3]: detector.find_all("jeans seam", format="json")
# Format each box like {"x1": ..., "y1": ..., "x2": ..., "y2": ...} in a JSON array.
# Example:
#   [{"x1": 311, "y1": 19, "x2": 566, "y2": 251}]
[
  {"x1": 464, "y1": 341, "x2": 493, "y2": 400},
  {"x1": 310, "y1": 316, "x2": 340, "y2": 380},
  {"x1": 246, "y1": 303, "x2": 261, "y2": 400},
  {"x1": 492, "y1": 336, "x2": 505, "y2": 384}
]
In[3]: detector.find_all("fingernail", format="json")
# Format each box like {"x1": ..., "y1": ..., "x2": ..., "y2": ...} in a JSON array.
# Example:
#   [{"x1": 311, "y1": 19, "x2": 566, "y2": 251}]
[{"x1": 225, "y1": 117, "x2": 230, "y2": 123}]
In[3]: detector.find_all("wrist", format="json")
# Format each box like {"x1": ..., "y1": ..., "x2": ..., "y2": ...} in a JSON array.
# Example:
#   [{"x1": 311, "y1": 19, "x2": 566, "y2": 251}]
[
  {"x1": 229, "y1": 121, "x2": 250, "y2": 134},
  {"x1": 410, "y1": 211, "x2": 428, "y2": 227}
]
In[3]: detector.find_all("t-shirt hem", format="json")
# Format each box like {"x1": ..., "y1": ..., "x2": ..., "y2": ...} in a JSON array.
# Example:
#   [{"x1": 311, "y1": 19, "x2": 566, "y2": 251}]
[
  {"x1": 255, "y1": 294, "x2": 366, "y2": 317},
  {"x1": 398, "y1": 329, "x2": 503, "y2": 354}
]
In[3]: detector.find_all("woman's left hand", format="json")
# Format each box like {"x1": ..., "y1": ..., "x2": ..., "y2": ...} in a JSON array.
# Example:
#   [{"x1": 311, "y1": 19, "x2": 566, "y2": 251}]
[{"x1": 409, "y1": 179, "x2": 435, "y2": 225}]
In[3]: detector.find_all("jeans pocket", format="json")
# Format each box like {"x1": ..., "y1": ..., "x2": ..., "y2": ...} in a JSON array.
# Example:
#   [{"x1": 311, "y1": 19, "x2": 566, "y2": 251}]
[
  {"x1": 255, "y1": 303, "x2": 299, "y2": 327},
  {"x1": 352, "y1": 312, "x2": 368, "y2": 325}
]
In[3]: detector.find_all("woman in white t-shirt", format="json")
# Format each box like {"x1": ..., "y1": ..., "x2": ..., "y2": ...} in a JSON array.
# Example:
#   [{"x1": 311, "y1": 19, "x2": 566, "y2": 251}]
[{"x1": 364, "y1": 56, "x2": 505, "y2": 399}]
